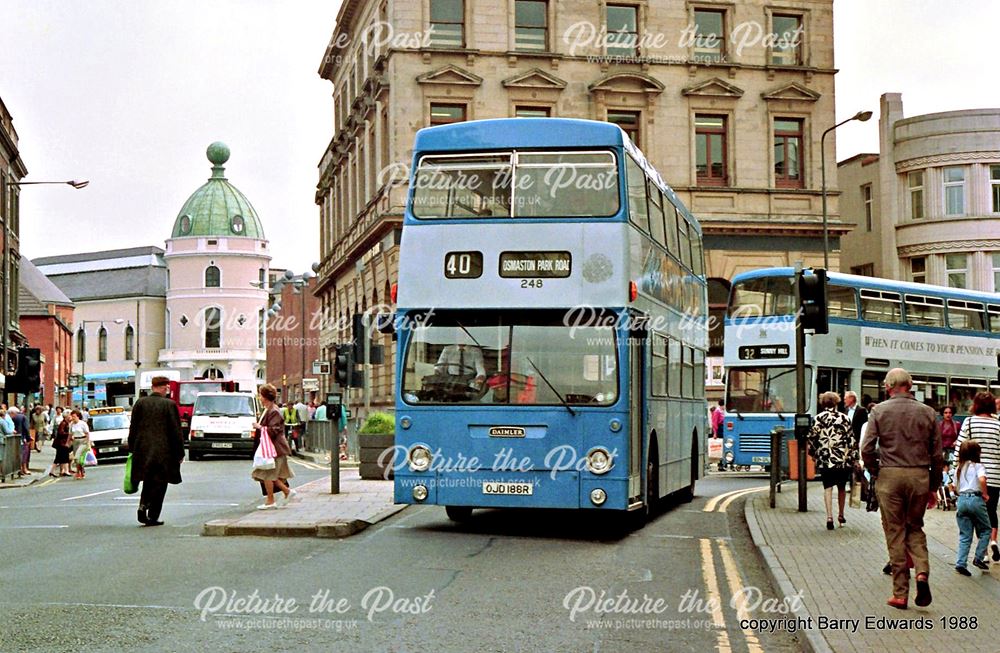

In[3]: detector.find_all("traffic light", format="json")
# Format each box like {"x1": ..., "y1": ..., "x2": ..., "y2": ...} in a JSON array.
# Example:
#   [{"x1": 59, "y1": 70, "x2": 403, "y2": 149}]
[
  {"x1": 7, "y1": 348, "x2": 41, "y2": 394},
  {"x1": 352, "y1": 313, "x2": 368, "y2": 362},
  {"x1": 334, "y1": 344, "x2": 353, "y2": 388},
  {"x1": 798, "y1": 268, "x2": 828, "y2": 334}
]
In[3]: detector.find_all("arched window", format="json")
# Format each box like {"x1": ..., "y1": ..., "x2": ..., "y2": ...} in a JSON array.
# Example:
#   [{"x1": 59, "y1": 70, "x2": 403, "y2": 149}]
[
  {"x1": 98, "y1": 327, "x2": 108, "y2": 361},
  {"x1": 384, "y1": 280, "x2": 391, "y2": 305},
  {"x1": 76, "y1": 328, "x2": 85, "y2": 363},
  {"x1": 202, "y1": 367, "x2": 224, "y2": 380},
  {"x1": 205, "y1": 265, "x2": 221, "y2": 288},
  {"x1": 204, "y1": 307, "x2": 222, "y2": 348},
  {"x1": 124, "y1": 325, "x2": 135, "y2": 361}
]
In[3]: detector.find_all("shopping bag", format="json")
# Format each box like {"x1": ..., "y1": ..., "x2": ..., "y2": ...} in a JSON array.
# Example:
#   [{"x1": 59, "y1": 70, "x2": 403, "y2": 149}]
[
  {"x1": 849, "y1": 479, "x2": 861, "y2": 509},
  {"x1": 252, "y1": 434, "x2": 276, "y2": 471},
  {"x1": 123, "y1": 453, "x2": 137, "y2": 494},
  {"x1": 84, "y1": 448, "x2": 98, "y2": 466}
]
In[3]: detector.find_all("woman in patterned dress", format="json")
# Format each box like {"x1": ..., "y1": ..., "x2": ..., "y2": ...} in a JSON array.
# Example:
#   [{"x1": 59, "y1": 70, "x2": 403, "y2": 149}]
[{"x1": 808, "y1": 391, "x2": 859, "y2": 530}]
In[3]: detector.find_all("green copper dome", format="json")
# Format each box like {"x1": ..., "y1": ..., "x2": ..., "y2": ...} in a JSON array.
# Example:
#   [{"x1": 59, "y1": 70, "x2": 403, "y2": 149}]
[{"x1": 171, "y1": 142, "x2": 265, "y2": 239}]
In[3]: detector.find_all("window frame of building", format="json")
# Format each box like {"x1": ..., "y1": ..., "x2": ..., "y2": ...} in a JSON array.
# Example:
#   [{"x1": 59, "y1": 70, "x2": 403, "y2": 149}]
[
  {"x1": 124, "y1": 324, "x2": 134, "y2": 361},
  {"x1": 258, "y1": 309, "x2": 266, "y2": 349},
  {"x1": 862, "y1": 184, "x2": 873, "y2": 231},
  {"x1": 993, "y1": 252, "x2": 1000, "y2": 292},
  {"x1": 943, "y1": 166, "x2": 966, "y2": 216},
  {"x1": 946, "y1": 253, "x2": 968, "y2": 289},
  {"x1": 514, "y1": 105, "x2": 551, "y2": 118},
  {"x1": 514, "y1": 0, "x2": 548, "y2": 52},
  {"x1": 695, "y1": 114, "x2": 728, "y2": 186},
  {"x1": 98, "y1": 326, "x2": 108, "y2": 362},
  {"x1": 991, "y1": 165, "x2": 1000, "y2": 214},
  {"x1": 205, "y1": 264, "x2": 221, "y2": 288},
  {"x1": 605, "y1": 4, "x2": 639, "y2": 58},
  {"x1": 692, "y1": 7, "x2": 726, "y2": 63},
  {"x1": 204, "y1": 307, "x2": 223, "y2": 349},
  {"x1": 770, "y1": 13, "x2": 803, "y2": 66},
  {"x1": 428, "y1": 0, "x2": 465, "y2": 48},
  {"x1": 908, "y1": 170, "x2": 924, "y2": 220},
  {"x1": 76, "y1": 328, "x2": 85, "y2": 363},
  {"x1": 910, "y1": 256, "x2": 926, "y2": 284},
  {"x1": 773, "y1": 117, "x2": 804, "y2": 189},
  {"x1": 429, "y1": 102, "x2": 467, "y2": 126},
  {"x1": 608, "y1": 109, "x2": 641, "y2": 148},
  {"x1": 850, "y1": 263, "x2": 874, "y2": 277}
]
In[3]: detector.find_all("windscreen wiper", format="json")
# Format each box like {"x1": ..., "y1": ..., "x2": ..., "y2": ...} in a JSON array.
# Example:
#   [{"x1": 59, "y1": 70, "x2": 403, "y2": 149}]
[{"x1": 525, "y1": 356, "x2": 576, "y2": 416}]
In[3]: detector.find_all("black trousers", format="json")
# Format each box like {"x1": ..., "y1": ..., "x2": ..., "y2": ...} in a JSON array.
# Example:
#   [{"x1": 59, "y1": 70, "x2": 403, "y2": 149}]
[{"x1": 140, "y1": 480, "x2": 169, "y2": 521}]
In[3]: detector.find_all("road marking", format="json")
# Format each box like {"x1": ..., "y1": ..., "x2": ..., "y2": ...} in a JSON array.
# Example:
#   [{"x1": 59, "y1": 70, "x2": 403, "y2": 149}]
[
  {"x1": 703, "y1": 486, "x2": 767, "y2": 513},
  {"x1": 37, "y1": 477, "x2": 59, "y2": 488},
  {"x1": 61, "y1": 488, "x2": 120, "y2": 501},
  {"x1": 699, "y1": 538, "x2": 731, "y2": 653},
  {"x1": 717, "y1": 487, "x2": 767, "y2": 514},
  {"x1": 0, "y1": 525, "x2": 68, "y2": 529},
  {"x1": 718, "y1": 539, "x2": 765, "y2": 653},
  {"x1": 289, "y1": 458, "x2": 327, "y2": 470}
]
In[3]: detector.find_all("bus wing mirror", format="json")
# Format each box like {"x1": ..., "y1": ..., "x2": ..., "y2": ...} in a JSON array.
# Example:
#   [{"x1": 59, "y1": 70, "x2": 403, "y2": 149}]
[{"x1": 376, "y1": 312, "x2": 396, "y2": 335}]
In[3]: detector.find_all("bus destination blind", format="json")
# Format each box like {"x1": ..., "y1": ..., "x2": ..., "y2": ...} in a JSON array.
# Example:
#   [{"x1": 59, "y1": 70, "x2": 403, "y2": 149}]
[
  {"x1": 738, "y1": 345, "x2": 790, "y2": 360},
  {"x1": 499, "y1": 251, "x2": 571, "y2": 278}
]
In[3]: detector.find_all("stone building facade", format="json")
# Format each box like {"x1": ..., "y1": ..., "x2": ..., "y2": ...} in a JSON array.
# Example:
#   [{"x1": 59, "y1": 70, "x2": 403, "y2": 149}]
[
  {"x1": 314, "y1": 0, "x2": 841, "y2": 414},
  {"x1": 840, "y1": 93, "x2": 1000, "y2": 292},
  {"x1": 0, "y1": 96, "x2": 28, "y2": 392}
]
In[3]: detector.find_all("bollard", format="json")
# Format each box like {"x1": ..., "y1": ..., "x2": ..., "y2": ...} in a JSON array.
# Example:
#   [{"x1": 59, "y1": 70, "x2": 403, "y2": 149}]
[{"x1": 769, "y1": 426, "x2": 783, "y2": 508}]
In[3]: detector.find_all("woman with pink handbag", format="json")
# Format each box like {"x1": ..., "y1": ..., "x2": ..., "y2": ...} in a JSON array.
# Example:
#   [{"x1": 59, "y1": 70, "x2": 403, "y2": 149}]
[{"x1": 252, "y1": 384, "x2": 295, "y2": 509}]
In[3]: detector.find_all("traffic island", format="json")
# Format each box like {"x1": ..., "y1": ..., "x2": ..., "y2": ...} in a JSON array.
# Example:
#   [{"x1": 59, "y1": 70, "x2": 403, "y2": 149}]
[{"x1": 203, "y1": 467, "x2": 405, "y2": 539}]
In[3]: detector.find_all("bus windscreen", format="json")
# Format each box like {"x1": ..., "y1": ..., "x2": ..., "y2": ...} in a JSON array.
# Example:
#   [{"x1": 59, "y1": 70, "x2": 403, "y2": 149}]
[{"x1": 411, "y1": 151, "x2": 619, "y2": 219}]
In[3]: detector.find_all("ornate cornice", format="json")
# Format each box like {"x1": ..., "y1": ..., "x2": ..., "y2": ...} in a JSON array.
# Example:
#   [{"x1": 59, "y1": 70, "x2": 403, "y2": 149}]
[
  {"x1": 898, "y1": 239, "x2": 1000, "y2": 256},
  {"x1": 895, "y1": 151, "x2": 1000, "y2": 172}
]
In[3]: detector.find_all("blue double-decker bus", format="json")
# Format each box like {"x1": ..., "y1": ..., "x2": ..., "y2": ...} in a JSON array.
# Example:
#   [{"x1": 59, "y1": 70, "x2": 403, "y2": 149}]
[
  {"x1": 391, "y1": 118, "x2": 708, "y2": 522},
  {"x1": 722, "y1": 267, "x2": 1000, "y2": 469}
]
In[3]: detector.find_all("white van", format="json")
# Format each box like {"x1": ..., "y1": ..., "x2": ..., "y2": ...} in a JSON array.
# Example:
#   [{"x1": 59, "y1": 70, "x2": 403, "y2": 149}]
[
  {"x1": 88, "y1": 406, "x2": 130, "y2": 461},
  {"x1": 187, "y1": 392, "x2": 260, "y2": 461}
]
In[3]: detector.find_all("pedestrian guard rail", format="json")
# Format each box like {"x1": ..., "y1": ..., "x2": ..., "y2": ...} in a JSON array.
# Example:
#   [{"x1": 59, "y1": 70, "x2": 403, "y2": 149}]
[
  {"x1": 301, "y1": 420, "x2": 358, "y2": 462},
  {"x1": 0, "y1": 435, "x2": 20, "y2": 482}
]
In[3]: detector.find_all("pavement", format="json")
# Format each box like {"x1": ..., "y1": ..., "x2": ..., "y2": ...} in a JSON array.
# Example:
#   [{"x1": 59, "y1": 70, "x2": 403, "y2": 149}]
[
  {"x1": 747, "y1": 481, "x2": 1000, "y2": 653},
  {"x1": 0, "y1": 441, "x2": 53, "y2": 488},
  {"x1": 203, "y1": 466, "x2": 403, "y2": 538}
]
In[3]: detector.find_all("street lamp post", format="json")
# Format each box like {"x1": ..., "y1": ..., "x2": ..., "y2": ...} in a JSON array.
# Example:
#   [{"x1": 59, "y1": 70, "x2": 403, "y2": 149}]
[
  {"x1": 821, "y1": 111, "x2": 872, "y2": 269},
  {"x1": 5, "y1": 180, "x2": 88, "y2": 398},
  {"x1": 76, "y1": 318, "x2": 123, "y2": 408}
]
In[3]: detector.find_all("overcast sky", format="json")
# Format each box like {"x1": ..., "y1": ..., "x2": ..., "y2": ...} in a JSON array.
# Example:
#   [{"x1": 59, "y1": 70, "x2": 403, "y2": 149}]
[{"x1": 3, "y1": 0, "x2": 999, "y2": 269}]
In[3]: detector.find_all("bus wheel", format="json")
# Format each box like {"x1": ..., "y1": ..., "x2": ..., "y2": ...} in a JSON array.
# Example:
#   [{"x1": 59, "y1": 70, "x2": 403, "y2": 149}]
[
  {"x1": 445, "y1": 506, "x2": 473, "y2": 522},
  {"x1": 644, "y1": 442, "x2": 659, "y2": 521},
  {"x1": 676, "y1": 431, "x2": 698, "y2": 503}
]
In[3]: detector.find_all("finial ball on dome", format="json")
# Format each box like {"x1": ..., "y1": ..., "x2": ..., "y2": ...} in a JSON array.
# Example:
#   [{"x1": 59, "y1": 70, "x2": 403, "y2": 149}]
[{"x1": 207, "y1": 142, "x2": 230, "y2": 165}]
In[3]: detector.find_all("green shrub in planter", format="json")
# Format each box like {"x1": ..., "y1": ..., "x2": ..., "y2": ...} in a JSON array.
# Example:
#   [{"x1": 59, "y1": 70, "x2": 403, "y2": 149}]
[{"x1": 359, "y1": 412, "x2": 395, "y2": 479}]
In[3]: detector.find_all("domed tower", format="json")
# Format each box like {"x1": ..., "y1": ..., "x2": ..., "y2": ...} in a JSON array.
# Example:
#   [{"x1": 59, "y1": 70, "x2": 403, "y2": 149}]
[{"x1": 158, "y1": 142, "x2": 270, "y2": 390}]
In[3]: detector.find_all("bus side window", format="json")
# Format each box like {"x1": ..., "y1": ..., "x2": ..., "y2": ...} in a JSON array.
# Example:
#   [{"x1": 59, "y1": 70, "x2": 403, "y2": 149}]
[
  {"x1": 665, "y1": 203, "x2": 680, "y2": 258},
  {"x1": 626, "y1": 156, "x2": 649, "y2": 230},
  {"x1": 667, "y1": 338, "x2": 681, "y2": 397},
  {"x1": 827, "y1": 285, "x2": 858, "y2": 319},
  {"x1": 646, "y1": 182, "x2": 666, "y2": 247}
]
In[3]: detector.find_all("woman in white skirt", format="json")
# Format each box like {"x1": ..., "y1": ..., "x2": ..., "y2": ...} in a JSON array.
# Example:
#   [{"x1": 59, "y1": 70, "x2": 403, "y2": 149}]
[{"x1": 252, "y1": 384, "x2": 295, "y2": 509}]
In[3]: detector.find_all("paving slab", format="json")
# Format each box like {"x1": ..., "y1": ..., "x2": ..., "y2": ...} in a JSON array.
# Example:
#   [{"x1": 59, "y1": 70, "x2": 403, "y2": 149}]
[
  {"x1": 746, "y1": 482, "x2": 1000, "y2": 653},
  {"x1": 203, "y1": 467, "x2": 404, "y2": 538}
]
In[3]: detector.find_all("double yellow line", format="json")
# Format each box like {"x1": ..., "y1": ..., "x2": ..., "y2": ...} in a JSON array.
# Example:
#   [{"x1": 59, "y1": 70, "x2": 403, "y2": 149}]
[
  {"x1": 700, "y1": 537, "x2": 765, "y2": 653},
  {"x1": 703, "y1": 486, "x2": 767, "y2": 513}
]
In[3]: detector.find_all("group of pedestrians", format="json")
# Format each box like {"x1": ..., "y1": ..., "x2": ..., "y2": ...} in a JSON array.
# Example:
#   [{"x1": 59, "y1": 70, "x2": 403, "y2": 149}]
[{"x1": 806, "y1": 366, "x2": 1000, "y2": 610}]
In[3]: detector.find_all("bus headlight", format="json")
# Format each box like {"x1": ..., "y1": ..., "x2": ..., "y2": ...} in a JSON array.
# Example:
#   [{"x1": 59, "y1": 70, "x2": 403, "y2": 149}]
[
  {"x1": 408, "y1": 445, "x2": 432, "y2": 472},
  {"x1": 191, "y1": 430, "x2": 203, "y2": 438},
  {"x1": 725, "y1": 438, "x2": 734, "y2": 449},
  {"x1": 587, "y1": 448, "x2": 613, "y2": 475},
  {"x1": 590, "y1": 488, "x2": 607, "y2": 506},
  {"x1": 725, "y1": 451, "x2": 734, "y2": 463},
  {"x1": 412, "y1": 485, "x2": 428, "y2": 501}
]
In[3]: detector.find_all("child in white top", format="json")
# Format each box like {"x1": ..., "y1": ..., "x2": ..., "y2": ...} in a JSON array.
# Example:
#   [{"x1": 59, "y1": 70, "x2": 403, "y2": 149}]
[{"x1": 951, "y1": 439, "x2": 991, "y2": 575}]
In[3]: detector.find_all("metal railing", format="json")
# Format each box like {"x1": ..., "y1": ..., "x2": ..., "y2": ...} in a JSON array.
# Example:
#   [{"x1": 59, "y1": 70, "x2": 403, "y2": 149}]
[
  {"x1": 301, "y1": 420, "x2": 359, "y2": 462},
  {"x1": 0, "y1": 435, "x2": 21, "y2": 482}
]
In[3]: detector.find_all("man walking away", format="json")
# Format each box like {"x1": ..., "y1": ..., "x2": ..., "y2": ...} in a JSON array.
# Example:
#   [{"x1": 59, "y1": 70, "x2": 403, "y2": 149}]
[
  {"x1": 862, "y1": 368, "x2": 943, "y2": 609},
  {"x1": 127, "y1": 376, "x2": 184, "y2": 526}
]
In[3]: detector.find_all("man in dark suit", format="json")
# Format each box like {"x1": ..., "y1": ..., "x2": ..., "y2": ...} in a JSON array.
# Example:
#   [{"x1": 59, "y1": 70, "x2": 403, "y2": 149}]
[
  {"x1": 128, "y1": 376, "x2": 184, "y2": 526},
  {"x1": 842, "y1": 390, "x2": 868, "y2": 443}
]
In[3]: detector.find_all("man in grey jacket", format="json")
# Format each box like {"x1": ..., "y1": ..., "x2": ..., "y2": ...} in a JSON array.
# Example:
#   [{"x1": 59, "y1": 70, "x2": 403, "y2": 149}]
[{"x1": 862, "y1": 368, "x2": 943, "y2": 609}]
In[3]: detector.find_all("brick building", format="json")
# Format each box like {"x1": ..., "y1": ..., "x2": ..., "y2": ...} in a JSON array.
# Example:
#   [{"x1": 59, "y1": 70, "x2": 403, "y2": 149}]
[{"x1": 18, "y1": 256, "x2": 74, "y2": 405}]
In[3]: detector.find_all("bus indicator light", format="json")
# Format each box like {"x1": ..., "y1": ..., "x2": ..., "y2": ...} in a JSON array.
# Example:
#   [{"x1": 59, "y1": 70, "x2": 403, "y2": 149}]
[{"x1": 629, "y1": 281, "x2": 638, "y2": 302}]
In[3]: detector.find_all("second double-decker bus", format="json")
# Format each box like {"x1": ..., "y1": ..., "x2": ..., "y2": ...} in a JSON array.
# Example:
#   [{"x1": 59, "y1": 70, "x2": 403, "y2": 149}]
[
  {"x1": 722, "y1": 267, "x2": 1000, "y2": 469},
  {"x1": 391, "y1": 118, "x2": 708, "y2": 523}
]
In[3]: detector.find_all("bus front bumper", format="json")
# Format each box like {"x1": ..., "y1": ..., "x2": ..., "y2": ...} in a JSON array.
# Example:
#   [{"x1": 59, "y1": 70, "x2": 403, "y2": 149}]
[{"x1": 395, "y1": 471, "x2": 630, "y2": 510}]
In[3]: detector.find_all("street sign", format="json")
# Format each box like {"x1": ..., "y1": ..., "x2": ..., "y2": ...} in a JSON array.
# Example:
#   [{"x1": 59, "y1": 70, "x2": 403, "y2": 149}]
[
  {"x1": 302, "y1": 378, "x2": 319, "y2": 391},
  {"x1": 312, "y1": 360, "x2": 331, "y2": 375}
]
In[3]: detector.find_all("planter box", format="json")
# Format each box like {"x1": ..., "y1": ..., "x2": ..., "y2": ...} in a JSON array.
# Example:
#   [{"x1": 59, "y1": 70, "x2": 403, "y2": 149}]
[{"x1": 359, "y1": 432, "x2": 395, "y2": 480}]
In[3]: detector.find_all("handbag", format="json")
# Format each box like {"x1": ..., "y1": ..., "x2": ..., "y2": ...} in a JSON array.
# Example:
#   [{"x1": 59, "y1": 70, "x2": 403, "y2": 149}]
[
  {"x1": 252, "y1": 425, "x2": 278, "y2": 471},
  {"x1": 84, "y1": 448, "x2": 98, "y2": 467},
  {"x1": 123, "y1": 453, "x2": 137, "y2": 494}
]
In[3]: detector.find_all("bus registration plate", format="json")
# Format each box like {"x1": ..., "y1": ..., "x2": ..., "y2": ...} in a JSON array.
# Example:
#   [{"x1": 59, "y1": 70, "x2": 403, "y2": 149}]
[
  {"x1": 482, "y1": 482, "x2": 533, "y2": 496},
  {"x1": 751, "y1": 456, "x2": 769, "y2": 463}
]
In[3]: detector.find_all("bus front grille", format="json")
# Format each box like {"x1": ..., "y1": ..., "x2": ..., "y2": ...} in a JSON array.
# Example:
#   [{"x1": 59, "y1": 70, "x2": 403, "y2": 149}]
[{"x1": 738, "y1": 434, "x2": 771, "y2": 453}]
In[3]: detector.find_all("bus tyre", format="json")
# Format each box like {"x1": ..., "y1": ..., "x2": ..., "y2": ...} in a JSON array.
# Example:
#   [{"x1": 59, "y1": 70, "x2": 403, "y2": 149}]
[
  {"x1": 676, "y1": 431, "x2": 698, "y2": 504},
  {"x1": 644, "y1": 442, "x2": 659, "y2": 523},
  {"x1": 445, "y1": 506, "x2": 473, "y2": 522}
]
